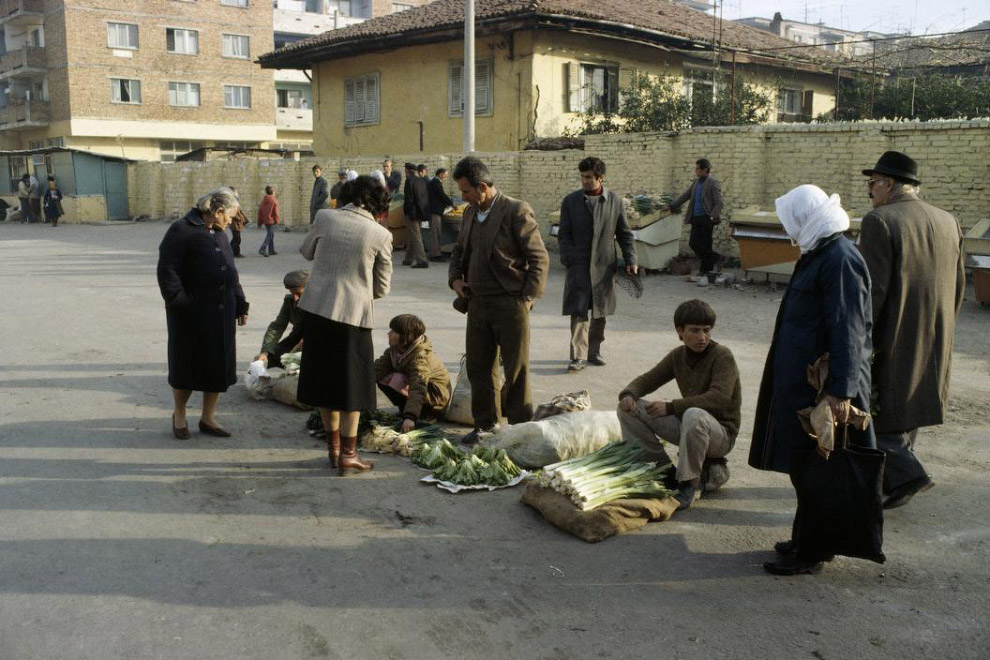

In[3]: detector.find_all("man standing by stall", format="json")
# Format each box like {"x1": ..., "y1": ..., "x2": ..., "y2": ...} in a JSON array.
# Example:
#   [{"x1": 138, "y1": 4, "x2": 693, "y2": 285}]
[
  {"x1": 449, "y1": 156, "x2": 549, "y2": 445},
  {"x1": 858, "y1": 151, "x2": 965, "y2": 509},
  {"x1": 402, "y1": 162, "x2": 430, "y2": 268},
  {"x1": 309, "y1": 165, "x2": 329, "y2": 225},
  {"x1": 558, "y1": 157, "x2": 637, "y2": 372},
  {"x1": 662, "y1": 158, "x2": 723, "y2": 281},
  {"x1": 427, "y1": 168, "x2": 454, "y2": 261}
]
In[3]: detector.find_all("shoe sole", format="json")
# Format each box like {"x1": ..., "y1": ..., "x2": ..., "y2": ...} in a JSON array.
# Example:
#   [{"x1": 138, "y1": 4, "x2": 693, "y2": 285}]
[{"x1": 763, "y1": 561, "x2": 824, "y2": 576}]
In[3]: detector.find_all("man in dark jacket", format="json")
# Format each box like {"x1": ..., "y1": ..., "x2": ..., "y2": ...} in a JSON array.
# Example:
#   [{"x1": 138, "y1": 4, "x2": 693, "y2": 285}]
[
  {"x1": 329, "y1": 168, "x2": 347, "y2": 201},
  {"x1": 558, "y1": 157, "x2": 637, "y2": 372},
  {"x1": 449, "y1": 156, "x2": 549, "y2": 444},
  {"x1": 256, "y1": 270, "x2": 308, "y2": 368},
  {"x1": 309, "y1": 165, "x2": 329, "y2": 224},
  {"x1": 859, "y1": 151, "x2": 965, "y2": 509},
  {"x1": 663, "y1": 158, "x2": 723, "y2": 280},
  {"x1": 402, "y1": 162, "x2": 430, "y2": 268},
  {"x1": 383, "y1": 158, "x2": 401, "y2": 195},
  {"x1": 427, "y1": 167, "x2": 454, "y2": 261}
]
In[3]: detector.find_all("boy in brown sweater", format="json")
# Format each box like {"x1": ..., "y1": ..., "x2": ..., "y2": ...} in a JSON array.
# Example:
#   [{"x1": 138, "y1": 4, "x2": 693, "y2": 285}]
[{"x1": 617, "y1": 299, "x2": 741, "y2": 510}]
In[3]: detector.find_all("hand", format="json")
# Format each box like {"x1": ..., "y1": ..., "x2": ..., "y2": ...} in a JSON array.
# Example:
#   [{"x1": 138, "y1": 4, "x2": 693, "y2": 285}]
[
  {"x1": 625, "y1": 264, "x2": 638, "y2": 276},
  {"x1": 237, "y1": 315, "x2": 248, "y2": 327},
  {"x1": 400, "y1": 418, "x2": 416, "y2": 433},
  {"x1": 452, "y1": 279, "x2": 470, "y2": 299},
  {"x1": 822, "y1": 394, "x2": 851, "y2": 424},
  {"x1": 619, "y1": 395, "x2": 637, "y2": 413},
  {"x1": 644, "y1": 399, "x2": 668, "y2": 418},
  {"x1": 659, "y1": 205, "x2": 671, "y2": 212},
  {"x1": 523, "y1": 299, "x2": 533, "y2": 310},
  {"x1": 255, "y1": 352, "x2": 268, "y2": 363}
]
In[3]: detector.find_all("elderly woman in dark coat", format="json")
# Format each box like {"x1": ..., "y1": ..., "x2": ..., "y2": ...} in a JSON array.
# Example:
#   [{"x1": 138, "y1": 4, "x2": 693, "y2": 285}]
[
  {"x1": 157, "y1": 188, "x2": 249, "y2": 439},
  {"x1": 749, "y1": 184, "x2": 875, "y2": 576}
]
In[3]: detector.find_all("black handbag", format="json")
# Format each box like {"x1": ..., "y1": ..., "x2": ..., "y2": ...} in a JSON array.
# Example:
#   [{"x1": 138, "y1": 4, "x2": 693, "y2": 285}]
[{"x1": 789, "y1": 427, "x2": 887, "y2": 564}]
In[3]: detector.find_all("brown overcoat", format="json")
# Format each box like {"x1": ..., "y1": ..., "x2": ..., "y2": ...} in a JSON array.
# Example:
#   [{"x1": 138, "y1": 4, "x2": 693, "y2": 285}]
[{"x1": 858, "y1": 191, "x2": 965, "y2": 434}]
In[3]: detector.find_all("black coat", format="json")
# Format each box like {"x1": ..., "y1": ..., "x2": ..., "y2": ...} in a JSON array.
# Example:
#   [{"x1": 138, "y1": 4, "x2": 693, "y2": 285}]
[
  {"x1": 310, "y1": 176, "x2": 329, "y2": 223},
  {"x1": 157, "y1": 209, "x2": 249, "y2": 393},
  {"x1": 386, "y1": 170, "x2": 402, "y2": 195},
  {"x1": 428, "y1": 177, "x2": 454, "y2": 216},
  {"x1": 403, "y1": 175, "x2": 430, "y2": 221},
  {"x1": 749, "y1": 234, "x2": 875, "y2": 474}
]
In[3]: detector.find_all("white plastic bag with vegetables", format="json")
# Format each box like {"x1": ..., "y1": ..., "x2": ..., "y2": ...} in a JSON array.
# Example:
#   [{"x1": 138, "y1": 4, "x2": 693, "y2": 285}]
[{"x1": 480, "y1": 410, "x2": 622, "y2": 468}]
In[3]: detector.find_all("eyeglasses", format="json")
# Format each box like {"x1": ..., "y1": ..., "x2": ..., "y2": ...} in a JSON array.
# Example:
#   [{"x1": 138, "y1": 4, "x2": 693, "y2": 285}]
[{"x1": 867, "y1": 178, "x2": 886, "y2": 188}]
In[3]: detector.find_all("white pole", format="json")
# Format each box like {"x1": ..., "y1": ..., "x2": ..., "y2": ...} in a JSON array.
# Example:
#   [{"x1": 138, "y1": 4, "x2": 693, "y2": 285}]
[{"x1": 463, "y1": 0, "x2": 475, "y2": 153}]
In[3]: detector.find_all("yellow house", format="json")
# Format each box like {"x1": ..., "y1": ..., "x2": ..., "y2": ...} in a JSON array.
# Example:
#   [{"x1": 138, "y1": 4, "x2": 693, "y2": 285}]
[{"x1": 259, "y1": 0, "x2": 852, "y2": 155}]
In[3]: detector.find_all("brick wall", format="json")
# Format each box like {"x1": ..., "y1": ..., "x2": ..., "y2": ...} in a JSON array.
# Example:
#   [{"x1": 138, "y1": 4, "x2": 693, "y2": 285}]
[{"x1": 128, "y1": 120, "x2": 990, "y2": 256}]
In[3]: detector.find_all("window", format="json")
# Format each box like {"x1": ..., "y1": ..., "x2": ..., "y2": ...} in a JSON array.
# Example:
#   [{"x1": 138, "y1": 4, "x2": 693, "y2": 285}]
[
  {"x1": 168, "y1": 82, "x2": 200, "y2": 107},
  {"x1": 222, "y1": 34, "x2": 250, "y2": 58},
  {"x1": 166, "y1": 28, "x2": 199, "y2": 55},
  {"x1": 392, "y1": 3, "x2": 413, "y2": 12},
  {"x1": 777, "y1": 88, "x2": 800, "y2": 117},
  {"x1": 160, "y1": 140, "x2": 202, "y2": 162},
  {"x1": 325, "y1": 0, "x2": 352, "y2": 14},
  {"x1": 682, "y1": 67, "x2": 721, "y2": 105},
  {"x1": 277, "y1": 88, "x2": 304, "y2": 108},
  {"x1": 274, "y1": 32, "x2": 306, "y2": 49},
  {"x1": 448, "y1": 59, "x2": 492, "y2": 116},
  {"x1": 221, "y1": 0, "x2": 249, "y2": 6},
  {"x1": 565, "y1": 62, "x2": 618, "y2": 114},
  {"x1": 107, "y1": 22, "x2": 139, "y2": 49},
  {"x1": 110, "y1": 78, "x2": 142, "y2": 104},
  {"x1": 224, "y1": 85, "x2": 251, "y2": 109},
  {"x1": 344, "y1": 73, "x2": 378, "y2": 125},
  {"x1": 29, "y1": 28, "x2": 43, "y2": 47}
]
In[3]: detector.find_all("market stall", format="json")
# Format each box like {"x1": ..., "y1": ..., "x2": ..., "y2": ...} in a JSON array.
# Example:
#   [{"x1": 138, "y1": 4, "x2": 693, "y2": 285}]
[{"x1": 964, "y1": 219, "x2": 990, "y2": 305}]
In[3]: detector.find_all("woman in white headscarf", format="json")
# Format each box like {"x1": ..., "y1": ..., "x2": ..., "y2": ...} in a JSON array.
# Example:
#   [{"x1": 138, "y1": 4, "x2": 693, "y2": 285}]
[{"x1": 749, "y1": 185, "x2": 876, "y2": 576}]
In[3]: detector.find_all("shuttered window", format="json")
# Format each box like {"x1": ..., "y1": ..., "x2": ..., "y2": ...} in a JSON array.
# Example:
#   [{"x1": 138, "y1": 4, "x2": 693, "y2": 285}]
[
  {"x1": 344, "y1": 73, "x2": 379, "y2": 125},
  {"x1": 448, "y1": 59, "x2": 492, "y2": 117}
]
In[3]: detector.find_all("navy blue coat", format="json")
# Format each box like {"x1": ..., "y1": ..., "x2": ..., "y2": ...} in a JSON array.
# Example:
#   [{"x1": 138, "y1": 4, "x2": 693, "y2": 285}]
[
  {"x1": 749, "y1": 234, "x2": 875, "y2": 474},
  {"x1": 157, "y1": 209, "x2": 249, "y2": 393}
]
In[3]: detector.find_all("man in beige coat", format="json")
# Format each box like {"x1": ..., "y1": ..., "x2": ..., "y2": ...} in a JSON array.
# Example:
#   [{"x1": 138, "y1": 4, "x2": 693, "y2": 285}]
[
  {"x1": 449, "y1": 156, "x2": 549, "y2": 444},
  {"x1": 859, "y1": 151, "x2": 965, "y2": 509}
]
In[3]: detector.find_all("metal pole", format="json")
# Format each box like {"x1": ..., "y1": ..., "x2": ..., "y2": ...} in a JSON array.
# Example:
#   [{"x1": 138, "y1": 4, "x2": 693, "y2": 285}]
[
  {"x1": 463, "y1": 0, "x2": 476, "y2": 153},
  {"x1": 729, "y1": 50, "x2": 736, "y2": 125},
  {"x1": 870, "y1": 40, "x2": 876, "y2": 119},
  {"x1": 834, "y1": 67, "x2": 840, "y2": 119}
]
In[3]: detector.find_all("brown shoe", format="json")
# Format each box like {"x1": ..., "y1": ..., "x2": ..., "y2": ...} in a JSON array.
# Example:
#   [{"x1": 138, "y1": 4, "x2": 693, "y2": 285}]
[
  {"x1": 198, "y1": 420, "x2": 231, "y2": 438},
  {"x1": 172, "y1": 414, "x2": 191, "y2": 440},
  {"x1": 339, "y1": 435, "x2": 374, "y2": 475},
  {"x1": 329, "y1": 429, "x2": 341, "y2": 468}
]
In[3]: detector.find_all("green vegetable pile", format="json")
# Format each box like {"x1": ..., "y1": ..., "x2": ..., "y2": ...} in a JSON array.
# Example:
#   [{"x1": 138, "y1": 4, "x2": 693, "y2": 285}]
[
  {"x1": 280, "y1": 351, "x2": 302, "y2": 374},
  {"x1": 360, "y1": 417, "x2": 445, "y2": 457},
  {"x1": 538, "y1": 442, "x2": 672, "y2": 511},
  {"x1": 413, "y1": 442, "x2": 523, "y2": 487}
]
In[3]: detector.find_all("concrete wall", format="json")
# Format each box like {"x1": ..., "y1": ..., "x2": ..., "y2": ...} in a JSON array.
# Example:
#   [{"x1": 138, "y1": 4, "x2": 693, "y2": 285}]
[{"x1": 127, "y1": 120, "x2": 990, "y2": 256}]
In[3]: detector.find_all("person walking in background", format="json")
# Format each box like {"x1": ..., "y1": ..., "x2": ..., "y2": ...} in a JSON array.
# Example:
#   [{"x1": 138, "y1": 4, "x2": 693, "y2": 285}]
[
  {"x1": 28, "y1": 173, "x2": 42, "y2": 225},
  {"x1": 558, "y1": 156, "x2": 637, "y2": 372},
  {"x1": 17, "y1": 174, "x2": 33, "y2": 223},
  {"x1": 257, "y1": 185, "x2": 280, "y2": 257},
  {"x1": 427, "y1": 167, "x2": 454, "y2": 261},
  {"x1": 449, "y1": 156, "x2": 549, "y2": 445},
  {"x1": 749, "y1": 184, "x2": 874, "y2": 576},
  {"x1": 858, "y1": 151, "x2": 965, "y2": 510},
  {"x1": 310, "y1": 165, "x2": 329, "y2": 224},
  {"x1": 227, "y1": 186, "x2": 247, "y2": 258},
  {"x1": 663, "y1": 158, "x2": 723, "y2": 283},
  {"x1": 330, "y1": 168, "x2": 347, "y2": 201},
  {"x1": 297, "y1": 175, "x2": 393, "y2": 475},
  {"x1": 383, "y1": 158, "x2": 401, "y2": 195},
  {"x1": 157, "y1": 188, "x2": 249, "y2": 440},
  {"x1": 402, "y1": 162, "x2": 430, "y2": 268},
  {"x1": 43, "y1": 176, "x2": 64, "y2": 227}
]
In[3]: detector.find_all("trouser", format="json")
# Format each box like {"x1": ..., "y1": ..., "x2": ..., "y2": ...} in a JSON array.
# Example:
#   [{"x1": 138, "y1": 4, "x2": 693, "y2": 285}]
[
  {"x1": 427, "y1": 213, "x2": 443, "y2": 258},
  {"x1": 689, "y1": 215, "x2": 720, "y2": 274},
  {"x1": 466, "y1": 295, "x2": 533, "y2": 428},
  {"x1": 19, "y1": 198, "x2": 32, "y2": 222},
  {"x1": 259, "y1": 225, "x2": 276, "y2": 254},
  {"x1": 230, "y1": 228, "x2": 242, "y2": 255},
  {"x1": 617, "y1": 401, "x2": 732, "y2": 483},
  {"x1": 403, "y1": 216, "x2": 426, "y2": 264},
  {"x1": 569, "y1": 314, "x2": 606, "y2": 361},
  {"x1": 30, "y1": 198, "x2": 41, "y2": 223},
  {"x1": 876, "y1": 428, "x2": 927, "y2": 494},
  {"x1": 376, "y1": 382, "x2": 442, "y2": 420}
]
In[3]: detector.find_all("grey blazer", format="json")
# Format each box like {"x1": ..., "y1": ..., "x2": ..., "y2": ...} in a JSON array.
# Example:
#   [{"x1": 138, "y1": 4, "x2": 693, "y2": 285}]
[
  {"x1": 671, "y1": 176, "x2": 723, "y2": 224},
  {"x1": 298, "y1": 205, "x2": 393, "y2": 329}
]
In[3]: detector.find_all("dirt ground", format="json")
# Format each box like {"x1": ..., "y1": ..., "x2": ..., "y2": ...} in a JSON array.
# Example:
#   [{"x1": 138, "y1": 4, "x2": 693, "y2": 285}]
[{"x1": 0, "y1": 221, "x2": 987, "y2": 660}]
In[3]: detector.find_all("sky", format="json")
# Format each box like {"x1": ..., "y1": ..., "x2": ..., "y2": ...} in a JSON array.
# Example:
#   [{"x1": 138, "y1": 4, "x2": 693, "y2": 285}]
[{"x1": 720, "y1": 0, "x2": 990, "y2": 36}]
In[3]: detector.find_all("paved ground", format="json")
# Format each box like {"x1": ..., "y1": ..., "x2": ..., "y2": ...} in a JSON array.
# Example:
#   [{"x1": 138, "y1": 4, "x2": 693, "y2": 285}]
[{"x1": 1, "y1": 221, "x2": 987, "y2": 660}]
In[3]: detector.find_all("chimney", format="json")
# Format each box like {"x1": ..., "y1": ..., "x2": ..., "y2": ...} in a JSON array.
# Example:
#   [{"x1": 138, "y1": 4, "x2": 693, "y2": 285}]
[{"x1": 770, "y1": 12, "x2": 783, "y2": 36}]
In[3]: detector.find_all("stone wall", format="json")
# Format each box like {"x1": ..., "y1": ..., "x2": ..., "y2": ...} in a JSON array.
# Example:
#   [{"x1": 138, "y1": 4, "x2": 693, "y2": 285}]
[{"x1": 127, "y1": 120, "x2": 990, "y2": 257}]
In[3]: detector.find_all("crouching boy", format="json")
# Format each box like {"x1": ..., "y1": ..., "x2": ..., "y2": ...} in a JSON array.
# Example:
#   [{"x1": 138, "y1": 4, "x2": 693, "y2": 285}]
[
  {"x1": 617, "y1": 299, "x2": 741, "y2": 511},
  {"x1": 374, "y1": 314, "x2": 453, "y2": 433}
]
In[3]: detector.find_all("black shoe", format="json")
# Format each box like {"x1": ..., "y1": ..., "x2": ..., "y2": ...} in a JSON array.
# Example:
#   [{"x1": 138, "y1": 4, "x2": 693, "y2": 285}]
[
  {"x1": 701, "y1": 458, "x2": 730, "y2": 493},
  {"x1": 429, "y1": 255, "x2": 449, "y2": 262},
  {"x1": 234, "y1": 254, "x2": 244, "y2": 258},
  {"x1": 763, "y1": 555, "x2": 825, "y2": 576},
  {"x1": 461, "y1": 426, "x2": 494, "y2": 446},
  {"x1": 567, "y1": 359, "x2": 586, "y2": 372},
  {"x1": 774, "y1": 540, "x2": 835, "y2": 562},
  {"x1": 587, "y1": 354, "x2": 606, "y2": 366},
  {"x1": 674, "y1": 481, "x2": 699, "y2": 511},
  {"x1": 258, "y1": 250, "x2": 269, "y2": 257},
  {"x1": 269, "y1": 250, "x2": 277, "y2": 256},
  {"x1": 412, "y1": 261, "x2": 429, "y2": 269},
  {"x1": 883, "y1": 476, "x2": 934, "y2": 510}
]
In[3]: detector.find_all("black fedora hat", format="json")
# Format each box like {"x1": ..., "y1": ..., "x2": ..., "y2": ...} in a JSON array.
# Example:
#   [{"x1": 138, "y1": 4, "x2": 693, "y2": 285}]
[{"x1": 862, "y1": 151, "x2": 921, "y2": 185}]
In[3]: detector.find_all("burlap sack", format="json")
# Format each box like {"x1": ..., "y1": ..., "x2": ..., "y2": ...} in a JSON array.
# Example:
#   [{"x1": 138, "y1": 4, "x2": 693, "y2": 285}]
[
  {"x1": 271, "y1": 375, "x2": 313, "y2": 410},
  {"x1": 520, "y1": 481, "x2": 678, "y2": 543}
]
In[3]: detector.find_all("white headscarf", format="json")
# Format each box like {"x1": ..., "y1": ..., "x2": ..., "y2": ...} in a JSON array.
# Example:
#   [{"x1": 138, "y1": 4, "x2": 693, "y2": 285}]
[
  {"x1": 346, "y1": 169, "x2": 359, "y2": 181},
  {"x1": 774, "y1": 184, "x2": 850, "y2": 254},
  {"x1": 369, "y1": 169, "x2": 387, "y2": 188}
]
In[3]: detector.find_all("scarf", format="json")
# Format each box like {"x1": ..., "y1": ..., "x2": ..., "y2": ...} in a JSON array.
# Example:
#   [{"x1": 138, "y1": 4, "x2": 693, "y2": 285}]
[{"x1": 775, "y1": 184, "x2": 850, "y2": 254}]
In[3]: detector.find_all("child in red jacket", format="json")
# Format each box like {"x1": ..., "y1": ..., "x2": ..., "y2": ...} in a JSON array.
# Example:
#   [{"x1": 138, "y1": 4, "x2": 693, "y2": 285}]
[{"x1": 257, "y1": 186, "x2": 280, "y2": 256}]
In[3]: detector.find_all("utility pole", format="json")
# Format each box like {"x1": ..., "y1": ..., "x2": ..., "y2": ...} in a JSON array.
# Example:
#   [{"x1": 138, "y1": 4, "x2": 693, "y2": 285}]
[{"x1": 463, "y1": 0, "x2": 475, "y2": 153}]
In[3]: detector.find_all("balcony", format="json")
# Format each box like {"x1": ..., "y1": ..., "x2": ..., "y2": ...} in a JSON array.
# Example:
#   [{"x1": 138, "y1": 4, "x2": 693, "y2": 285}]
[
  {"x1": 0, "y1": 46, "x2": 46, "y2": 81},
  {"x1": 0, "y1": 0, "x2": 45, "y2": 27},
  {"x1": 0, "y1": 98, "x2": 49, "y2": 130},
  {"x1": 276, "y1": 107, "x2": 312, "y2": 131},
  {"x1": 273, "y1": 7, "x2": 365, "y2": 35},
  {"x1": 274, "y1": 68, "x2": 309, "y2": 83}
]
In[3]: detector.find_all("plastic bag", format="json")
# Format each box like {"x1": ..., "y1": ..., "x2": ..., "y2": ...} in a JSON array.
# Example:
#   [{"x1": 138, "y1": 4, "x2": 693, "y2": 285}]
[
  {"x1": 245, "y1": 360, "x2": 273, "y2": 400},
  {"x1": 481, "y1": 410, "x2": 622, "y2": 468},
  {"x1": 444, "y1": 354, "x2": 504, "y2": 426}
]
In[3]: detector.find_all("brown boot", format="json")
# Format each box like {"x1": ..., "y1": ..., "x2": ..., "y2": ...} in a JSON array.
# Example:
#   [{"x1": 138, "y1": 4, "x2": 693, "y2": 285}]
[
  {"x1": 328, "y1": 429, "x2": 341, "y2": 468},
  {"x1": 339, "y1": 435, "x2": 374, "y2": 476}
]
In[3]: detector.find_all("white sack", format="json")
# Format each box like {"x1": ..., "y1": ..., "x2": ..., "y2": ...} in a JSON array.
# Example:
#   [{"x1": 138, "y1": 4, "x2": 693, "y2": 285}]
[{"x1": 481, "y1": 410, "x2": 622, "y2": 468}]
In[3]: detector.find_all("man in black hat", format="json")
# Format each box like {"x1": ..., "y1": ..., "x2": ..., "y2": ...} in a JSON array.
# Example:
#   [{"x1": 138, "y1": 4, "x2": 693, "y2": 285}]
[
  {"x1": 329, "y1": 168, "x2": 347, "y2": 201},
  {"x1": 859, "y1": 151, "x2": 965, "y2": 510}
]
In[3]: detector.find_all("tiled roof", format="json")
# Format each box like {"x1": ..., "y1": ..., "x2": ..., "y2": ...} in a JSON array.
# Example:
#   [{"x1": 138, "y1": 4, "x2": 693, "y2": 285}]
[{"x1": 259, "y1": 0, "x2": 843, "y2": 68}]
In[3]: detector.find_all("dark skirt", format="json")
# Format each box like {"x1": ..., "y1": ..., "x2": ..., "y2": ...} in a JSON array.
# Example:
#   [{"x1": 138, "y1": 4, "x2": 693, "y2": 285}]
[{"x1": 296, "y1": 310, "x2": 375, "y2": 411}]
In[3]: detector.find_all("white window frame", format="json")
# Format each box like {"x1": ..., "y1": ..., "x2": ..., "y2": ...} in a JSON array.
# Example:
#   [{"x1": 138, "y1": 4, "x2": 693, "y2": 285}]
[
  {"x1": 222, "y1": 33, "x2": 250, "y2": 59},
  {"x1": 344, "y1": 73, "x2": 379, "y2": 126},
  {"x1": 160, "y1": 140, "x2": 201, "y2": 162},
  {"x1": 107, "y1": 22, "x2": 139, "y2": 49},
  {"x1": 110, "y1": 77, "x2": 142, "y2": 104},
  {"x1": 168, "y1": 81, "x2": 201, "y2": 107},
  {"x1": 565, "y1": 61, "x2": 618, "y2": 114},
  {"x1": 224, "y1": 85, "x2": 251, "y2": 109},
  {"x1": 166, "y1": 27, "x2": 199, "y2": 55},
  {"x1": 392, "y1": 3, "x2": 413, "y2": 12},
  {"x1": 221, "y1": 0, "x2": 249, "y2": 7},
  {"x1": 682, "y1": 66, "x2": 721, "y2": 105},
  {"x1": 276, "y1": 88, "x2": 304, "y2": 109},
  {"x1": 325, "y1": 0, "x2": 352, "y2": 15},
  {"x1": 447, "y1": 59, "x2": 493, "y2": 117}
]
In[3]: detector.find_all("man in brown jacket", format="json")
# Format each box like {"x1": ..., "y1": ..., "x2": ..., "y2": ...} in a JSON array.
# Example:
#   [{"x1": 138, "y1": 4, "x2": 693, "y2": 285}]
[
  {"x1": 859, "y1": 151, "x2": 965, "y2": 509},
  {"x1": 449, "y1": 156, "x2": 549, "y2": 444},
  {"x1": 662, "y1": 158, "x2": 723, "y2": 280}
]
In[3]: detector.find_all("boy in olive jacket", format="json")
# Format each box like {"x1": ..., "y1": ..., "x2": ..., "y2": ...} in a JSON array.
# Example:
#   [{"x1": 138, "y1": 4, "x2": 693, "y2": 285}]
[{"x1": 617, "y1": 299, "x2": 741, "y2": 511}]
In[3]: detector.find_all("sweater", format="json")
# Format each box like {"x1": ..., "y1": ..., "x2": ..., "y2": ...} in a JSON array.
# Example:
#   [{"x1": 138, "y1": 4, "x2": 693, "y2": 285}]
[
  {"x1": 373, "y1": 336, "x2": 452, "y2": 420},
  {"x1": 619, "y1": 341, "x2": 741, "y2": 440}
]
